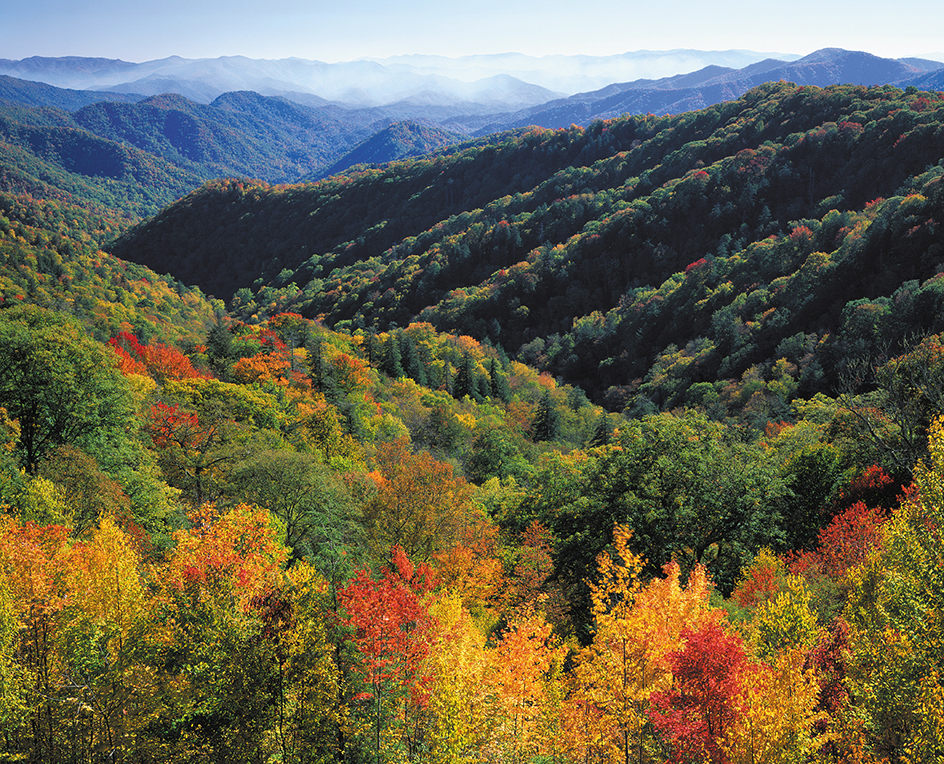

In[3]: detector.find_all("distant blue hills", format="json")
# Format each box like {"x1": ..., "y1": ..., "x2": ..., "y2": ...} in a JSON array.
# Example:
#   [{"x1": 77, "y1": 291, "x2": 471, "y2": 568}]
[{"x1": 0, "y1": 48, "x2": 941, "y2": 188}]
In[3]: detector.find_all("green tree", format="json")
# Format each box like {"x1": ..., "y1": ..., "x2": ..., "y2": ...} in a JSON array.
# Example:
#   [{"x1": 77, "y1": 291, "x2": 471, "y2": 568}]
[
  {"x1": 845, "y1": 415, "x2": 944, "y2": 761},
  {"x1": 530, "y1": 411, "x2": 787, "y2": 638},
  {"x1": 0, "y1": 305, "x2": 134, "y2": 474},
  {"x1": 400, "y1": 333, "x2": 428, "y2": 387},
  {"x1": 452, "y1": 354, "x2": 483, "y2": 402},
  {"x1": 466, "y1": 426, "x2": 531, "y2": 484},
  {"x1": 531, "y1": 389, "x2": 561, "y2": 442},
  {"x1": 382, "y1": 333, "x2": 405, "y2": 379},
  {"x1": 586, "y1": 412, "x2": 614, "y2": 448},
  {"x1": 229, "y1": 449, "x2": 361, "y2": 569},
  {"x1": 488, "y1": 358, "x2": 510, "y2": 402}
]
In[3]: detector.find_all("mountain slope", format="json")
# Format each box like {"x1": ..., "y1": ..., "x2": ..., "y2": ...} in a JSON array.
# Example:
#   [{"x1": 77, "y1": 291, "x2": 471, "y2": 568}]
[
  {"x1": 482, "y1": 48, "x2": 942, "y2": 130},
  {"x1": 0, "y1": 75, "x2": 143, "y2": 111},
  {"x1": 110, "y1": 82, "x2": 944, "y2": 412},
  {"x1": 310, "y1": 121, "x2": 461, "y2": 179},
  {"x1": 71, "y1": 91, "x2": 374, "y2": 182}
]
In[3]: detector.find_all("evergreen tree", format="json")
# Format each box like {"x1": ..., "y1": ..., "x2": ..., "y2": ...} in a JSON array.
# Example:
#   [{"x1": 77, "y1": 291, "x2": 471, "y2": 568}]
[
  {"x1": 206, "y1": 320, "x2": 235, "y2": 380},
  {"x1": 531, "y1": 389, "x2": 561, "y2": 443},
  {"x1": 363, "y1": 332, "x2": 381, "y2": 366},
  {"x1": 488, "y1": 358, "x2": 510, "y2": 402},
  {"x1": 383, "y1": 333, "x2": 405, "y2": 379},
  {"x1": 453, "y1": 354, "x2": 482, "y2": 401},
  {"x1": 400, "y1": 333, "x2": 428, "y2": 387},
  {"x1": 586, "y1": 413, "x2": 613, "y2": 448}
]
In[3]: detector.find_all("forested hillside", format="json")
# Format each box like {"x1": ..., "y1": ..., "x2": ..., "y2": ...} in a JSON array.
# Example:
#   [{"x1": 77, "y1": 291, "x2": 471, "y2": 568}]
[
  {"x1": 1, "y1": 75, "x2": 944, "y2": 763},
  {"x1": 114, "y1": 82, "x2": 944, "y2": 411}
]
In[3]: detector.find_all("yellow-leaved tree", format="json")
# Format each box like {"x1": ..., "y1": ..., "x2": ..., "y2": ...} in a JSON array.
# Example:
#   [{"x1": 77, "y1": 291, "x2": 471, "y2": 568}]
[
  {"x1": 488, "y1": 604, "x2": 565, "y2": 764},
  {"x1": 565, "y1": 523, "x2": 712, "y2": 764},
  {"x1": 845, "y1": 415, "x2": 944, "y2": 762},
  {"x1": 423, "y1": 591, "x2": 492, "y2": 764},
  {"x1": 722, "y1": 648, "x2": 824, "y2": 764}
]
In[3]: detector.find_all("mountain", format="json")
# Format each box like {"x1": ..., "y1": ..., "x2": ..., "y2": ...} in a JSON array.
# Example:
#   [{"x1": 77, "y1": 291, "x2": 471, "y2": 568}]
[
  {"x1": 0, "y1": 103, "x2": 209, "y2": 220},
  {"x1": 110, "y1": 82, "x2": 944, "y2": 412},
  {"x1": 0, "y1": 55, "x2": 563, "y2": 111},
  {"x1": 900, "y1": 67, "x2": 944, "y2": 90},
  {"x1": 0, "y1": 51, "x2": 794, "y2": 104},
  {"x1": 0, "y1": 85, "x2": 384, "y2": 196},
  {"x1": 362, "y1": 50, "x2": 802, "y2": 92},
  {"x1": 480, "y1": 49, "x2": 944, "y2": 130},
  {"x1": 3, "y1": 48, "x2": 941, "y2": 141},
  {"x1": 309, "y1": 121, "x2": 461, "y2": 180},
  {"x1": 0, "y1": 75, "x2": 143, "y2": 111}
]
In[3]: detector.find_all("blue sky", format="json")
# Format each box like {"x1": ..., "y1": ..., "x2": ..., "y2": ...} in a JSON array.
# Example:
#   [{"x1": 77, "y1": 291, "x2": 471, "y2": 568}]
[{"x1": 3, "y1": 0, "x2": 942, "y2": 63}]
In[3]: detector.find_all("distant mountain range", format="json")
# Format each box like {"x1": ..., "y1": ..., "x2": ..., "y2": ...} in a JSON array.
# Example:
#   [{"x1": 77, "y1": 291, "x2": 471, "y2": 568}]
[
  {"x1": 1, "y1": 48, "x2": 941, "y2": 137},
  {"x1": 0, "y1": 50, "x2": 799, "y2": 105},
  {"x1": 476, "y1": 49, "x2": 944, "y2": 130},
  {"x1": 0, "y1": 47, "x2": 942, "y2": 200}
]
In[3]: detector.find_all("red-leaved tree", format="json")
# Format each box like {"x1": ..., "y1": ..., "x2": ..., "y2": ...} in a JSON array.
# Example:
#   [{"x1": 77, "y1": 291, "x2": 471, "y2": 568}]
[
  {"x1": 649, "y1": 617, "x2": 748, "y2": 764},
  {"x1": 339, "y1": 546, "x2": 436, "y2": 763}
]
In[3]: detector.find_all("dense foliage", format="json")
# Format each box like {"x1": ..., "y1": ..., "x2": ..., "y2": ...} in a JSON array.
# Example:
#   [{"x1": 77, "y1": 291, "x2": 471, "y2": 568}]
[
  {"x1": 0, "y1": 291, "x2": 939, "y2": 762},
  {"x1": 1, "y1": 77, "x2": 944, "y2": 763},
  {"x1": 113, "y1": 83, "x2": 944, "y2": 413}
]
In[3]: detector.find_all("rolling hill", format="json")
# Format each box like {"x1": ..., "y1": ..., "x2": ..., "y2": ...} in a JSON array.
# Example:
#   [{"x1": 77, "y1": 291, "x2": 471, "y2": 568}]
[{"x1": 110, "y1": 81, "x2": 944, "y2": 414}]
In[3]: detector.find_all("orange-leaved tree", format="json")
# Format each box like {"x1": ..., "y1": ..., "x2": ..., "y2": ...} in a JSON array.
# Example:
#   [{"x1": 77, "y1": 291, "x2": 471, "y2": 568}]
[
  {"x1": 0, "y1": 518, "x2": 70, "y2": 761},
  {"x1": 488, "y1": 604, "x2": 566, "y2": 764},
  {"x1": 364, "y1": 438, "x2": 473, "y2": 561},
  {"x1": 151, "y1": 503, "x2": 288, "y2": 761},
  {"x1": 566, "y1": 523, "x2": 712, "y2": 764}
]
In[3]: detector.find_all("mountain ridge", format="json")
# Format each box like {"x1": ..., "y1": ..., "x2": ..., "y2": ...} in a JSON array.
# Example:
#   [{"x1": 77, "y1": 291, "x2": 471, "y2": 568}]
[
  {"x1": 478, "y1": 48, "x2": 942, "y2": 131},
  {"x1": 107, "y1": 81, "x2": 944, "y2": 414}
]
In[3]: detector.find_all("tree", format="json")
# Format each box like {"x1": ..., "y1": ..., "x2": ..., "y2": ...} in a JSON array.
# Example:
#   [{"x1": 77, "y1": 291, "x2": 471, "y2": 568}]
[
  {"x1": 146, "y1": 401, "x2": 238, "y2": 506},
  {"x1": 423, "y1": 592, "x2": 491, "y2": 764},
  {"x1": 228, "y1": 449, "x2": 360, "y2": 568},
  {"x1": 109, "y1": 331, "x2": 206, "y2": 383},
  {"x1": 568, "y1": 525, "x2": 713, "y2": 764},
  {"x1": 57, "y1": 517, "x2": 161, "y2": 762},
  {"x1": 465, "y1": 426, "x2": 530, "y2": 484},
  {"x1": 871, "y1": 335, "x2": 944, "y2": 474},
  {"x1": 382, "y1": 333, "x2": 405, "y2": 379},
  {"x1": 649, "y1": 617, "x2": 749, "y2": 764},
  {"x1": 531, "y1": 389, "x2": 561, "y2": 442},
  {"x1": 539, "y1": 411, "x2": 787, "y2": 637},
  {"x1": 0, "y1": 306, "x2": 134, "y2": 474},
  {"x1": 38, "y1": 445, "x2": 130, "y2": 537},
  {"x1": 722, "y1": 650, "x2": 823, "y2": 764},
  {"x1": 748, "y1": 576, "x2": 820, "y2": 661},
  {"x1": 0, "y1": 518, "x2": 69, "y2": 761},
  {"x1": 154, "y1": 503, "x2": 289, "y2": 762},
  {"x1": 339, "y1": 546, "x2": 436, "y2": 764},
  {"x1": 453, "y1": 354, "x2": 483, "y2": 402},
  {"x1": 586, "y1": 412, "x2": 614, "y2": 448},
  {"x1": 489, "y1": 605, "x2": 565, "y2": 764},
  {"x1": 844, "y1": 415, "x2": 944, "y2": 761},
  {"x1": 488, "y1": 358, "x2": 510, "y2": 402},
  {"x1": 279, "y1": 562, "x2": 346, "y2": 764},
  {"x1": 400, "y1": 332, "x2": 428, "y2": 387},
  {"x1": 364, "y1": 438, "x2": 473, "y2": 561}
]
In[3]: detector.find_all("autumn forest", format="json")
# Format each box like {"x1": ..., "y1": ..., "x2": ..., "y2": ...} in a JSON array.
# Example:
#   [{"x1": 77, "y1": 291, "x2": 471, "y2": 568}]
[{"x1": 0, "y1": 73, "x2": 944, "y2": 764}]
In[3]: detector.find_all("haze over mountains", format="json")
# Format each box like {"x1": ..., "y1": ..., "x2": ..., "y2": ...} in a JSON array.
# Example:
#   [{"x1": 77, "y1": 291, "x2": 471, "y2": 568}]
[
  {"x1": 1, "y1": 47, "x2": 943, "y2": 191},
  {"x1": 2, "y1": 48, "x2": 942, "y2": 135},
  {"x1": 0, "y1": 50, "x2": 799, "y2": 105}
]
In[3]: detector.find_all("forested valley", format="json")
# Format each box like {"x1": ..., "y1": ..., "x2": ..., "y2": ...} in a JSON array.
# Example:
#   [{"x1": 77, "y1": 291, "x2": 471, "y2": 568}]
[{"x1": 0, "y1": 78, "x2": 943, "y2": 763}]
